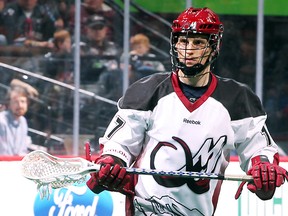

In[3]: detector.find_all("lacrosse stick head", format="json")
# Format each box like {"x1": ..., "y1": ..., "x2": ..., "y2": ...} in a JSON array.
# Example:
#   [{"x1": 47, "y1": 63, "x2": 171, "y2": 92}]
[{"x1": 21, "y1": 150, "x2": 92, "y2": 199}]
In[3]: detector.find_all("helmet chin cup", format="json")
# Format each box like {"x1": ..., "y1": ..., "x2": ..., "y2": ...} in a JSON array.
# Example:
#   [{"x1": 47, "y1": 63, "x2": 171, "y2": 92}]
[{"x1": 179, "y1": 62, "x2": 205, "y2": 76}]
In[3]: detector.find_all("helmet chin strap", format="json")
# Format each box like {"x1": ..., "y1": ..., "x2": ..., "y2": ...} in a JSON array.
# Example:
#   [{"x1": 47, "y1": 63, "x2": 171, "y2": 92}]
[
  {"x1": 180, "y1": 62, "x2": 206, "y2": 76},
  {"x1": 178, "y1": 53, "x2": 216, "y2": 77}
]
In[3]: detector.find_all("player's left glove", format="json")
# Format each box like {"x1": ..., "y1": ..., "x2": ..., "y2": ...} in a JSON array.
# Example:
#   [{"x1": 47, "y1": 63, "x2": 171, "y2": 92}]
[{"x1": 235, "y1": 156, "x2": 288, "y2": 200}]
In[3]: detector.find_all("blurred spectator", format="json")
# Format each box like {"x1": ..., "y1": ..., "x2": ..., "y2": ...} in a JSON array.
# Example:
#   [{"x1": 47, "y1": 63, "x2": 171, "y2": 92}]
[
  {"x1": 51, "y1": 29, "x2": 72, "y2": 54},
  {"x1": 0, "y1": 34, "x2": 7, "y2": 45},
  {"x1": 57, "y1": 0, "x2": 74, "y2": 28},
  {"x1": 43, "y1": 29, "x2": 73, "y2": 83},
  {"x1": 68, "y1": 0, "x2": 116, "y2": 40},
  {"x1": 93, "y1": 34, "x2": 167, "y2": 115},
  {"x1": 0, "y1": 0, "x2": 63, "y2": 45},
  {"x1": 264, "y1": 87, "x2": 280, "y2": 133},
  {"x1": 82, "y1": 0, "x2": 113, "y2": 14},
  {"x1": 38, "y1": 0, "x2": 64, "y2": 28},
  {"x1": 95, "y1": 33, "x2": 166, "y2": 102},
  {"x1": 269, "y1": 44, "x2": 288, "y2": 85},
  {"x1": 95, "y1": 69, "x2": 123, "y2": 102},
  {"x1": 80, "y1": 15, "x2": 120, "y2": 83},
  {"x1": 277, "y1": 80, "x2": 288, "y2": 132},
  {"x1": 10, "y1": 78, "x2": 39, "y2": 98},
  {"x1": 82, "y1": 15, "x2": 118, "y2": 56},
  {"x1": 0, "y1": 0, "x2": 5, "y2": 12},
  {"x1": 237, "y1": 39, "x2": 256, "y2": 89},
  {"x1": 0, "y1": 79, "x2": 38, "y2": 155},
  {"x1": 121, "y1": 33, "x2": 166, "y2": 83},
  {"x1": 263, "y1": 45, "x2": 288, "y2": 133}
]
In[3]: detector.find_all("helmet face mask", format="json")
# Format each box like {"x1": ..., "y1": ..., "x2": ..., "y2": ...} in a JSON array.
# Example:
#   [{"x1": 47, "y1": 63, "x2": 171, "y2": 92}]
[{"x1": 170, "y1": 7, "x2": 224, "y2": 76}]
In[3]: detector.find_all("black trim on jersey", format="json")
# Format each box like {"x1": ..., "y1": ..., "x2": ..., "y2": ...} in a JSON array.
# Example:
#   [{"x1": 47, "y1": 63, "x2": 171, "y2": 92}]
[
  {"x1": 119, "y1": 72, "x2": 174, "y2": 111},
  {"x1": 119, "y1": 71, "x2": 218, "y2": 112},
  {"x1": 211, "y1": 76, "x2": 266, "y2": 121}
]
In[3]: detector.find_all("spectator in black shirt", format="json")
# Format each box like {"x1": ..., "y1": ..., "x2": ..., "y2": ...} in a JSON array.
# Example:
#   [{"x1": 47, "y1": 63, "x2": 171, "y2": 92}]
[{"x1": 0, "y1": 0, "x2": 63, "y2": 45}]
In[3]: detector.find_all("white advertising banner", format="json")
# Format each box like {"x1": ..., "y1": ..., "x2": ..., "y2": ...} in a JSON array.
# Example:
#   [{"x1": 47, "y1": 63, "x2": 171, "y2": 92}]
[
  {"x1": 216, "y1": 162, "x2": 288, "y2": 216},
  {"x1": 0, "y1": 161, "x2": 287, "y2": 216}
]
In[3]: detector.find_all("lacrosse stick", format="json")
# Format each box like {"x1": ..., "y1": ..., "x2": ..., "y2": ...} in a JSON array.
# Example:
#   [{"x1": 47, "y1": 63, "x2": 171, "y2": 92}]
[{"x1": 21, "y1": 150, "x2": 253, "y2": 198}]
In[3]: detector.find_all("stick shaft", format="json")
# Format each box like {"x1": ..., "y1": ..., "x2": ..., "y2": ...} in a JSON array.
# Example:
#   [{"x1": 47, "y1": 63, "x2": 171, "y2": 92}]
[
  {"x1": 125, "y1": 167, "x2": 253, "y2": 181},
  {"x1": 85, "y1": 166, "x2": 253, "y2": 182}
]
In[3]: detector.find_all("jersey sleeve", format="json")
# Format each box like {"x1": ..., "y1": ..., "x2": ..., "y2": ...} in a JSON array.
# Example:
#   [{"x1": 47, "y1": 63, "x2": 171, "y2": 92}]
[
  {"x1": 230, "y1": 84, "x2": 279, "y2": 171},
  {"x1": 100, "y1": 108, "x2": 152, "y2": 166},
  {"x1": 233, "y1": 115, "x2": 279, "y2": 171}
]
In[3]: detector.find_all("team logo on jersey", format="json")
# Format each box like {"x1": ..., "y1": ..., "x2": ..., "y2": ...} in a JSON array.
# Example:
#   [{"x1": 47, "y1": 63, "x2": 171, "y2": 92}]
[
  {"x1": 150, "y1": 135, "x2": 227, "y2": 194},
  {"x1": 134, "y1": 195, "x2": 205, "y2": 216}
]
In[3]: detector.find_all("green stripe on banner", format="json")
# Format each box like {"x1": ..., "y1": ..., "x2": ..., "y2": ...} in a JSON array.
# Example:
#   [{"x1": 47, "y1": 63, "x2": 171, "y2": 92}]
[
  {"x1": 274, "y1": 197, "x2": 282, "y2": 205},
  {"x1": 114, "y1": 0, "x2": 288, "y2": 16}
]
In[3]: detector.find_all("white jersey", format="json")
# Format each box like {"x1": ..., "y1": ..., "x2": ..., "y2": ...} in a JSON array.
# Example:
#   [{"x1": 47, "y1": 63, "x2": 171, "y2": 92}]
[{"x1": 100, "y1": 71, "x2": 279, "y2": 216}]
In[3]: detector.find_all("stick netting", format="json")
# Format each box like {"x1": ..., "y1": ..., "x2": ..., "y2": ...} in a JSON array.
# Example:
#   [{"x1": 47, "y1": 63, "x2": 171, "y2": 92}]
[{"x1": 21, "y1": 151, "x2": 87, "y2": 190}]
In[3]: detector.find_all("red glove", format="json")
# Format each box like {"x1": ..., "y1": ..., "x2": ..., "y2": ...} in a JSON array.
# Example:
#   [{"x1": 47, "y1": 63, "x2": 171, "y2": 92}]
[
  {"x1": 86, "y1": 155, "x2": 135, "y2": 196},
  {"x1": 235, "y1": 156, "x2": 288, "y2": 200}
]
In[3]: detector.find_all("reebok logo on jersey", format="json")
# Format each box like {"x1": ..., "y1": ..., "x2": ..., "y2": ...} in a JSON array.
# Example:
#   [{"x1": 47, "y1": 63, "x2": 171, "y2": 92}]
[{"x1": 183, "y1": 118, "x2": 201, "y2": 125}]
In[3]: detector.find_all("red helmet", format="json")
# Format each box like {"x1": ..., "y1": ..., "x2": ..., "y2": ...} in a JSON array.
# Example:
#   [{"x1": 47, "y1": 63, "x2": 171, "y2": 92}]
[
  {"x1": 170, "y1": 7, "x2": 224, "y2": 76},
  {"x1": 172, "y1": 7, "x2": 223, "y2": 36}
]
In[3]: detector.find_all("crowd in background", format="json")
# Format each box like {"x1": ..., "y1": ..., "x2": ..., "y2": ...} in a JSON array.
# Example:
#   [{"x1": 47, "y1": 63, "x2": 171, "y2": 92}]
[
  {"x1": 0, "y1": 0, "x2": 169, "y2": 154},
  {"x1": 0, "y1": 0, "x2": 287, "y2": 155}
]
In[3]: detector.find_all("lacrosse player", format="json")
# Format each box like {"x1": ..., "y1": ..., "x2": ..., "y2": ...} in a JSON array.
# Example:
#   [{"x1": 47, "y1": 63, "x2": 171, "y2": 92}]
[{"x1": 86, "y1": 7, "x2": 288, "y2": 215}]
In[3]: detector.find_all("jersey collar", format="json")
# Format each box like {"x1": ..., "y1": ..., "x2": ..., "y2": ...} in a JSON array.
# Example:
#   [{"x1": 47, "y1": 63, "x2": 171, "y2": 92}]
[{"x1": 171, "y1": 71, "x2": 218, "y2": 112}]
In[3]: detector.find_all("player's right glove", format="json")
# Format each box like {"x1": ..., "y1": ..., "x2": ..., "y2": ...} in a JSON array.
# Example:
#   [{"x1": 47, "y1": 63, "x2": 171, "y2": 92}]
[{"x1": 86, "y1": 155, "x2": 135, "y2": 196}]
